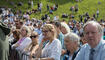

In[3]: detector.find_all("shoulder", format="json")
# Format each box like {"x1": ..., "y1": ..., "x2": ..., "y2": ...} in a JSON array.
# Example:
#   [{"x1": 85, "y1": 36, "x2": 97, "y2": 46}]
[
  {"x1": 24, "y1": 37, "x2": 31, "y2": 42},
  {"x1": 101, "y1": 40, "x2": 105, "y2": 50},
  {"x1": 25, "y1": 37, "x2": 31, "y2": 40},
  {"x1": 101, "y1": 40, "x2": 105, "y2": 44},
  {"x1": 79, "y1": 43, "x2": 90, "y2": 52},
  {"x1": 53, "y1": 39, "x2": 61, "y2": 44},
  {"x1": 100, "y1": 40, "x2": 105, "y2": 59},
  {"x1": 51, "y1": 39, "x2": 62, "y2": 48},
  {"x1": 81, "y1": 43, "x2": 89, "y2": 49},
  {"x1": 74, "y1": 44, "x2": 89, "y2": 60}
]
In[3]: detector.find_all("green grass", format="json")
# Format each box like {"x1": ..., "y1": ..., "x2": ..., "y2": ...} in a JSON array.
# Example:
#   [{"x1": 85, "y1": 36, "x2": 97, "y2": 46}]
[{"x1": 0, "y1": 0, "x2": 105, "y2": 22}]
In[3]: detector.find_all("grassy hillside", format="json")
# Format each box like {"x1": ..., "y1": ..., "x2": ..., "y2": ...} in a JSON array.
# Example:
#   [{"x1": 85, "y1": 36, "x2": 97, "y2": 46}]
[{"x1": 0, "y1": 0, "x2": 105, "y2": 22}]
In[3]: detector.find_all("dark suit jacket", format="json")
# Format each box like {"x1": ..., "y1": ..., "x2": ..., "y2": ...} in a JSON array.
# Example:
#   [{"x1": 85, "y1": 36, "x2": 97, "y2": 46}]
[{"x1": 63, "y1": 48, "x2": 80, "y2": 60}]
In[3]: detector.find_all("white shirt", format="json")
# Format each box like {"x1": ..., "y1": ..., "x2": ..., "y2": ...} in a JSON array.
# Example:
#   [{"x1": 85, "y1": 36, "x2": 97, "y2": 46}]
[
  {"x1": 15, "y1": 37, "x2": 32, "y2": 52},
  {"x1": 69, "y1": 55, "x2": 73, "y2": 60},
  {"x1": 96, "y1": 10, "x2": 99, "y2": 14},
  {"x1": 38, "y1": 33, "x2": 44, "y2": 44},
  {"x1": 41, "y1": 39, "x2": 62, "y2": 60}
]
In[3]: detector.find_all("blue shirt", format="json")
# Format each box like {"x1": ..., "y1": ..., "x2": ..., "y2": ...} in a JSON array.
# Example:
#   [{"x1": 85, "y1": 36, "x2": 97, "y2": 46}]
[
  {"x1": 34, "y1": 28, "x2": 42, "y2": 35},
  {"x1": 58, "y1": 32, "x2": 64, "y2": 48},
  {"x1": 75, "y1": 39, "x2": 105, "y2": 60}
]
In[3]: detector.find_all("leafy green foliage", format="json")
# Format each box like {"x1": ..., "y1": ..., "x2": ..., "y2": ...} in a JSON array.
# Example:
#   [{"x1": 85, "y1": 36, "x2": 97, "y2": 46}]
[{"x1": 0, "y1": 0, "x2": 105, "y2": 21}]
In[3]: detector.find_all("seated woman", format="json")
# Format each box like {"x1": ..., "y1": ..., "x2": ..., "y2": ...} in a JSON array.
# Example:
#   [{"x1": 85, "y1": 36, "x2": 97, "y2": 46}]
[
  {"x1": 9, "y1": 29, "x2": 21, "y2": 60},
  {"x1": 54, "y1": 22, "x2": 65, "y2": 60},
  {"x1": 63, "y1": 32, "x2": 80, "y2": 60},
  {"x1": 12, "y1": 26, "x2": 32, "y2": 52},
  {"x1": 11, "y1": 29, "x2": 20, "y2": 45},
  {"x1": 22, "y1": 31, "x2": 39, "y2": 60},
  {"x1": 59, "y1": 22, "x2": 71, "y2": 57},
  {"x1": 60, "y1": 22, "x2": 71, "y2": 36},
  {"x1": 34, "y1": 24, "x2": 62, "y2": 60}
]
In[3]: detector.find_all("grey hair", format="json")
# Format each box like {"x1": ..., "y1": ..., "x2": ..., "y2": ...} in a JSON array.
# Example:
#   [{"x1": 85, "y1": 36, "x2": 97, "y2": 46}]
[
  {"x1": 60, "y1": 22, "x2": 71, "y2": 33},
  {"x1": 65, "y1": 32, "x2": 80, "y2": 45},
  {"x1": 83, "y1": 21, "x2": 103, "y2": 35}
]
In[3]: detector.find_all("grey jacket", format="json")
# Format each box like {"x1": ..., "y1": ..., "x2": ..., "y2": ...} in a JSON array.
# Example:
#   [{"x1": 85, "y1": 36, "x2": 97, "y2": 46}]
[{"x1": 0, "y1": 21, "x2": 10, "y2": 60}]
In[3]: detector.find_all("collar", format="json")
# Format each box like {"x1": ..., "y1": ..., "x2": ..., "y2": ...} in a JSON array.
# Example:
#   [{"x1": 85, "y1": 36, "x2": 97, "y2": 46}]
[{"x1": 88, "y1": 39, "x2": 103, "y2": 52}]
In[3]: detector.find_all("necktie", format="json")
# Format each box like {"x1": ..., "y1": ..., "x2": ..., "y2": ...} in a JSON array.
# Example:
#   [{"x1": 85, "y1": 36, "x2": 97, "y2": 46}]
[{"x1": 89, "y1": 48, "x2": 95, "y2": 60}]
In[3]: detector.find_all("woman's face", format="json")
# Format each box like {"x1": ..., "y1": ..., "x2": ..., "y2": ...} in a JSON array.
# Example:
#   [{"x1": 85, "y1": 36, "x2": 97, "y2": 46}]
[
  {"x1": 21, "y1": 28, "x2": 27, "y2": 37},
  {"x1": 64, "y1": 37, "x2": 77, "y2": 52},
  {"x1": 42, "y1": 30, "x2": 53, "y2": 40},
  {"x1": 60, "y1": 26, "x2": 67, "y2": 34},
  {"x1": 13, "y1": 34, "x2": 17, "y2": 39},
  {"x1": 30, "y1": 34, "x2": 38, "y2": 44}
]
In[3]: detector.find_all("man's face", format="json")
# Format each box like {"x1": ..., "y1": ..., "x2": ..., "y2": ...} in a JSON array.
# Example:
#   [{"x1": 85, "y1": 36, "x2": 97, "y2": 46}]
[
  {"x1": 15, "y1": 22, "x2": 21, "y2": 29},
  {"x1": 84, "y1": 24, "x2": 102, "y2": 48}
]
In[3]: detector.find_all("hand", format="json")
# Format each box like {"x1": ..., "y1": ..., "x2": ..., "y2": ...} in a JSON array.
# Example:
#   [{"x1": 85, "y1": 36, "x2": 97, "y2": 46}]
[
  {"x1": 13, "y1": 43, "x2": 20, "y2": 48},
  {"x1": 61, "y1": 49, "x2": 67, "y2": 55},
  {"x1": 42, "y1": 37, "x2": 48, "y2": 42}
]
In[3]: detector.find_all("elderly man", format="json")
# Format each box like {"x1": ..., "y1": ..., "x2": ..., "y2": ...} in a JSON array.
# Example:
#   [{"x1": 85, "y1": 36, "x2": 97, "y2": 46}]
[
  {"x1": 63, "y1": 32, "x2": 80, "y2": 60},
  {"x1": 75, "y1": 21, "x2": 105, "y2": 60}
]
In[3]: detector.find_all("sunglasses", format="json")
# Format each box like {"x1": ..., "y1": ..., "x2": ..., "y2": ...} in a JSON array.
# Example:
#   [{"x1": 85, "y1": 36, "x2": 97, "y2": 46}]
[
  {"x1": 42, "y1": 30, "x2": 49, "y2": 33},
  {"x1": 30, "y1": 35, "x2": 37, "y2": 38}
]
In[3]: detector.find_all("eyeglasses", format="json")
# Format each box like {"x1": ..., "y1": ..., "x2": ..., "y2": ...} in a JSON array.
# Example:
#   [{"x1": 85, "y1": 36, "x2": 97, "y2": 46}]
[{"x1": 30, "y1": 35, "x2": 37, "y2": 38}]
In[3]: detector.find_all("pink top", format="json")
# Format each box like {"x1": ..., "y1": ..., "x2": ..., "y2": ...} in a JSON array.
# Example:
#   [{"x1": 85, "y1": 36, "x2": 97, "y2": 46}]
[{"x1": 17, "y1": 37, "x2": 26, "y2": 44}]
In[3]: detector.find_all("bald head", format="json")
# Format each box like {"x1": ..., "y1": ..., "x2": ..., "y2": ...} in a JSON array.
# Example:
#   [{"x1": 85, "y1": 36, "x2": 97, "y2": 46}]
[{"x1": 83, "y1": 21, "x2": 103, "y2": 48}]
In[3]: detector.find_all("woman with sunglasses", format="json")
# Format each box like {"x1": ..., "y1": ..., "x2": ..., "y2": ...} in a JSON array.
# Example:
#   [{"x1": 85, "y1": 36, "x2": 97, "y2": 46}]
[
  {"x1": 23, "y1": 31, "x2": 39, "y2": 60},
  {"x1": 34, "y1": 24, "x2": 62, "y2": 60}
]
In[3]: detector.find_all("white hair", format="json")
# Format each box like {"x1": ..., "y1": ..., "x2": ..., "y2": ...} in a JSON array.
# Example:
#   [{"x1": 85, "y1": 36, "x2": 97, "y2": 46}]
[
  {"x1": 65, "y1": 32, "x2": 80, "y2": 45},
  {"x1": 61, "y1": 22, "x2": 71, "y2": 33},
  {"x1": 83, "y1": 21, "x2": 103, "y2": 35}
]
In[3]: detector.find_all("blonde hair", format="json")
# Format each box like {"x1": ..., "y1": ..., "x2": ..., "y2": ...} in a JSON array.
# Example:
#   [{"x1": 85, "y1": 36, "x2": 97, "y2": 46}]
[
  {"x1": 21, "y1": 25, "x2": 31, "y2": 36},
  {"x1": 31, "y1": 31, "x2": 38, "y2": 37},
  {"x1": 61, "y1": 22, "x2": 71, "y2": 34},
  {"x1": 42, "y1": 24, "x2": 57, "y2": 38}
]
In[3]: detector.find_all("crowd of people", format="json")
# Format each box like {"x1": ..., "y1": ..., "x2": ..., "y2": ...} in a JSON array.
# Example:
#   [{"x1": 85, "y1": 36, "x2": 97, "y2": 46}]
[{"x1": 0, "y1": 1, "x2": 105, "y2": 60}]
